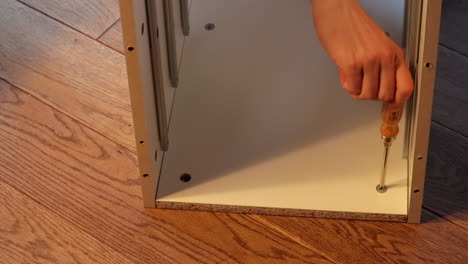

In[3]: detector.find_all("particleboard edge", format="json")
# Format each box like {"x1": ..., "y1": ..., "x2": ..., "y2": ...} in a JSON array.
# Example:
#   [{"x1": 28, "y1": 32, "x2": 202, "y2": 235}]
[{"x1": 156, "y1": 201, "x2": 408, "y2": 222}]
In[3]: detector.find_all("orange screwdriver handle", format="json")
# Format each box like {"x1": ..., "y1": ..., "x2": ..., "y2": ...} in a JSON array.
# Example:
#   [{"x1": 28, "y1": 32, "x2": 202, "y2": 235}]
[{"x1": 380, "y1": 102, "x2": 403, "y2": 138}]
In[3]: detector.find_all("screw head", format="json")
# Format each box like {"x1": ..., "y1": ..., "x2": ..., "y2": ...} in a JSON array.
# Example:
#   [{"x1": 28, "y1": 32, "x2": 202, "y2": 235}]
[
  {"x1": 205, "y1": 23, "x2": 215, "y2": 31},
  {"x1": 376, "y1": 184, "x2": 388, "y2": 193}
]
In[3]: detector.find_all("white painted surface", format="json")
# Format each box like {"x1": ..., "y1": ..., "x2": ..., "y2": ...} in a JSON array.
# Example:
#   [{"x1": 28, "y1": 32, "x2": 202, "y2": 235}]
[
  {"x1": 155, "y1": 0, "x2": 188, "y2": 120},
  {"x1": 158, "y1": 0, "x2": 408, "y2": 215}
]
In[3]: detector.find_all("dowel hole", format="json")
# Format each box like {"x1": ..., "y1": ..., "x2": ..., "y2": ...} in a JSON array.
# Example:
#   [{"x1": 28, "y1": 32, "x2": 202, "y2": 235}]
[
  {"x1": 413, "y1": 189, "x2": 420, "y2": 193},
  {"x1": 180, "y1": 173, "x2": 192, "y2": 182},
  {"x1": 143, "y1": 173, "x2": 149, "y2": 178},
  {"x1": 127, "y1": 46, "x2": 135, "y2": 52},
  {"x1": 205, "y1": 23, "x2": 215, "y2": 31},
  {"x1": 139, "y1": 140, "x2": 144, "y2": 144}
]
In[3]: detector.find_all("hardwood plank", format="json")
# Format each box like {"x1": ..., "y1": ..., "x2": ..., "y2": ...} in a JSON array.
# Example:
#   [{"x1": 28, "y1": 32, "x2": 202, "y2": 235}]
[
  {"x1": 0, "y1": 80, "x2": 335, "y2": 264},
  {"x1": 0, "y1": 180, "x2": 135, "y2": 264},
  {"x1": 0, "y1": 0, "x2": 135, "y2": 150},
  {"x1": 256, "y1": 209, "x2": 468, "y2": 264},
  {"x1": 98, "y1": 19, "x2": 124, "y2": 53},
  {"x1": 424, "y1": 122, "x2": 468, "y2": 230},
  {"x1": 18, "y1": 0, "x2": 120, "y2": 39},
  {"x1": 439, "y1": 0, "x2": 468, "y2": 56},
  {"x1": 432, "y1": 45, "x2": 468, "y2": 137}
]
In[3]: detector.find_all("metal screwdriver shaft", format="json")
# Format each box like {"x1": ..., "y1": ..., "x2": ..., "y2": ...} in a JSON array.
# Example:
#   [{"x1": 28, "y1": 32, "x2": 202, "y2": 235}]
[
  {"x1": 376, "y1": 103, "x2": 403, "y2": 193},
  {"x1": 376, "y1": 137, "x2": 393, "y2": 193}
]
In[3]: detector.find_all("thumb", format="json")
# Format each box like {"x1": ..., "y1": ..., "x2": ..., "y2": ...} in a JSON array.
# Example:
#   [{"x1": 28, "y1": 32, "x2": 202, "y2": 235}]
[{"x1": 393, "y1": 54, "x2": 414, "y2": 106}]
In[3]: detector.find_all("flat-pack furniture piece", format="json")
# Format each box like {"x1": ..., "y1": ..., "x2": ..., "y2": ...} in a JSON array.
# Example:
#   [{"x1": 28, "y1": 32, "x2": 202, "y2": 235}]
[{"x1": 119, "y1": 0, "x2": 442, "y2": 223}]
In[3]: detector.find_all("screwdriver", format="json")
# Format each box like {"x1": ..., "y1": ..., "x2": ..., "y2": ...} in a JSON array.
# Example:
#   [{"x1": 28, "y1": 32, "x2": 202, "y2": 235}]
[{"x1": 376, "y1": 102, "x2": 403, "y2": 193}]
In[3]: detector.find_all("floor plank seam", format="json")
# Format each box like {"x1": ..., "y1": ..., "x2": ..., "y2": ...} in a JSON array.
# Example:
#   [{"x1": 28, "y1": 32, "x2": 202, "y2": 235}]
[
  {"x1": 0, "y1": 77, "x2": 136, "y2": 154},
  {"x1": 422, "y1": 206, "x2": 468, "y2": 231},
  {"x1": 97, "y1": 18, "x2": 121, "y2": 40},
  {"x1": 439, "y1": 43, "x2": 468, "y2": 58},
  {"x1": 96, "y1": 39, "x2": 125, "y2": 55},
  {"x1": 16, "y1": 0, "x2": 114, "y2": 42},
  {"x1": 432, "y1": 120, "x2": 468, "y2": 139},
  {"x1": 249, "y1": 215, "x2": 340, "y2": 264},
  {"x1": 1, "y1": 1, "x2": 467, "y2": 262},
  {"x1": 0, "y1": 176, "x2": 141, "y2": 264}
]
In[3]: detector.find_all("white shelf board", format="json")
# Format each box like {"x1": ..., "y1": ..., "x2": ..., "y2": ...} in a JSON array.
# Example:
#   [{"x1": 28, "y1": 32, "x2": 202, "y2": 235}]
[{"x1": 157, "y1": 0, "x2": 408, "y2": 215}]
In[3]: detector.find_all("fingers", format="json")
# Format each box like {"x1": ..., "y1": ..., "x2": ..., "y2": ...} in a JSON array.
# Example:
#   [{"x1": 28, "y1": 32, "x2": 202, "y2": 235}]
[
  {"x1": 339, "y1": 70, "x2": 347, "y2": 89},
  {"x1": 394, "y1": 54, "x2": 414, "y2": 106},
  {"x1": 359, "y1": 58, "x2": 380, "y2": 99},
  {"x1": 378, "y1": 53, "x2": 396, "y2": 102},
  {"x1": 344, "y1": 58, "x2": 379, "y2": 100},
  {"x1": 341, "y1": 49, "x2": 413, "y2": 105},
  {"x1": 341, "y1": 65, "x2": 363, "y2": 95}
]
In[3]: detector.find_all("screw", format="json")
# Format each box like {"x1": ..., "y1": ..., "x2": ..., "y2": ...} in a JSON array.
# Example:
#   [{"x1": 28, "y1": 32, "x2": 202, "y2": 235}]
[
  {"x1": 376, "y1": 184, "x2": 388, "y2": 193},
  {"x1": 205, "y1": 23, "x2": 215, "y2": 31}
]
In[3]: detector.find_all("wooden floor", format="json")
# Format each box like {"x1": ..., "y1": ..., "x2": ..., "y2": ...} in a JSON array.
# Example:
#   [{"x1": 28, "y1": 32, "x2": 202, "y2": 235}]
[{"x1": 0, "y1": 1, "x2": 466, "y2": 263}]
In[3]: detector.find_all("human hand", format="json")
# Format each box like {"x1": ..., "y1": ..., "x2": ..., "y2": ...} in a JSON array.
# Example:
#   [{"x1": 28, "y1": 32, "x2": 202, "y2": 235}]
[{"x1": 310, "y1": 0, "x2": 414, "y2": 107}]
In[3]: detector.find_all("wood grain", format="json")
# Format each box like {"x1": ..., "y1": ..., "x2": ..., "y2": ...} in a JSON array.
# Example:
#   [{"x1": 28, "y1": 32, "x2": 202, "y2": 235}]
[
  {"x1": 1, "y1": 0, "x2": 467, "y2": 262},
  {"x1": 99, "y1": 19, "x2": 124, "y2": 53},
  {"x1": 0, "y1": 0, "x2": 135, "y2": 150},
  {"x1": 255, "y1": 210, "x2": 468, "y2": 264},
  {"x1": 432, "y1": 46, "x2": 468, "y2": 137},
  {"x1": 18, "y1": 0, "x2": 120, "y2": 39},
  {"x1": 0, "y1": 180, "x2": 135, "y2": 264},
  {"x1": 0, "y1": 80, "x2": 335, "y2": 264},
  {"x1": 424, "y1": 122, "x2": 468, "y2": 231},
  {"x1": 439, "y1": 0, "x2": 468, "y2": 56}
]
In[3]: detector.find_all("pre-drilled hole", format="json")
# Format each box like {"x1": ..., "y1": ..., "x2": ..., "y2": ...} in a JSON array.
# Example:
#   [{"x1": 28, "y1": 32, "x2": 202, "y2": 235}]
[
  {"x1": 128, "y1": 46, "x2": 135, "y2": 51},
  {"x1": 425, "y1": 62, "x2": 433, "y2": 69},
  {"x1": 180, "y1": 173, "x2": 192, "y2": 182},
  {"x1": 417, "y1": 156, "x2": 423, "y2": 160},
  {"x1": 414, "y1": 189, "x2": 420, "y2": 193},
  {"x1": 139, "y1": 140, "x2": 144, "y2": 144},
  {"x1": 143, "y1": 173, "x2": 149, "y2": 177},
  {"x1": 205, "y1": 23, "x2": 215, "y2": 31}
]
